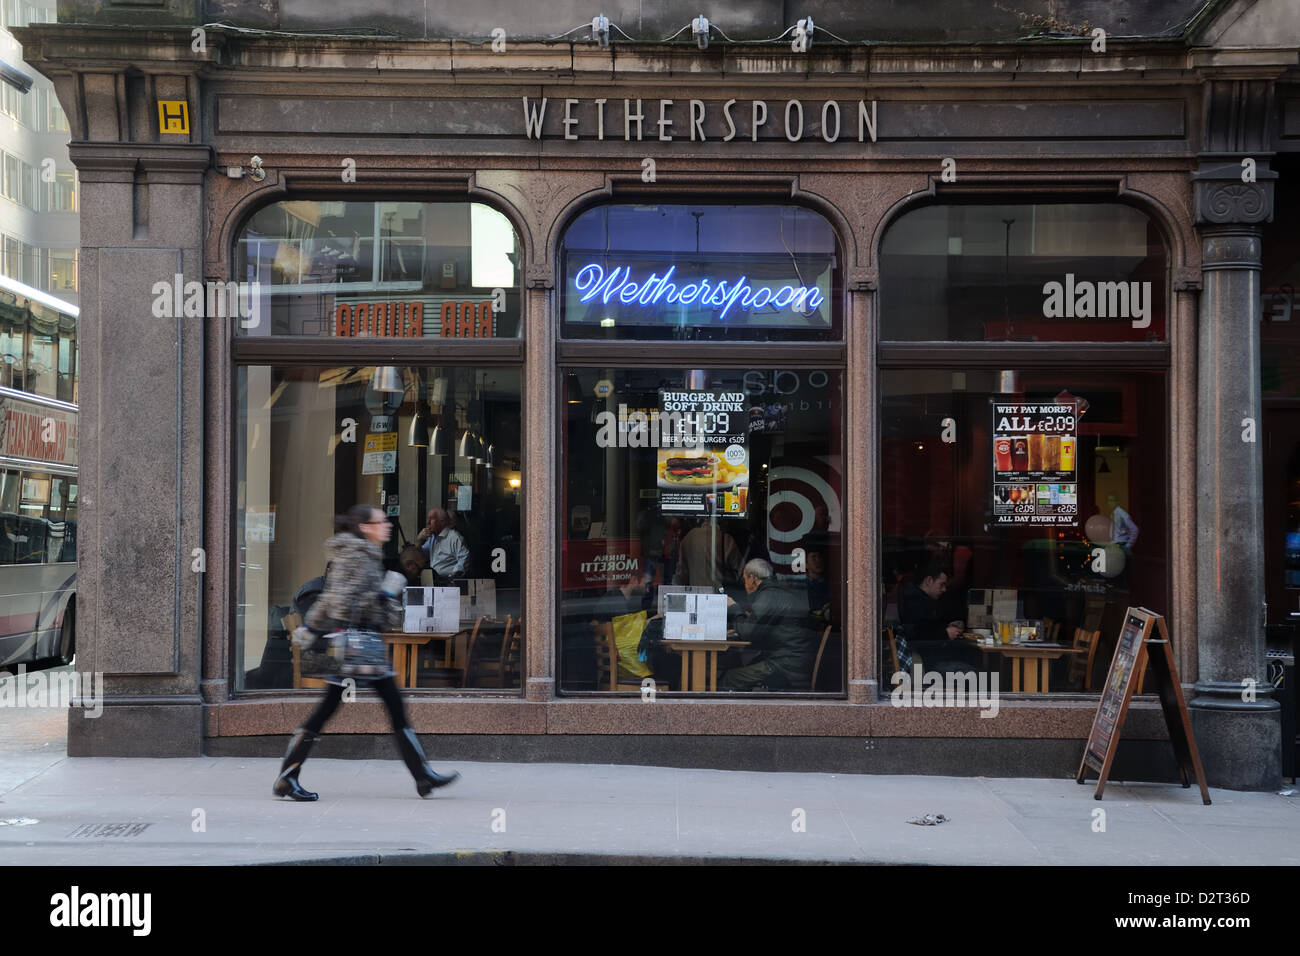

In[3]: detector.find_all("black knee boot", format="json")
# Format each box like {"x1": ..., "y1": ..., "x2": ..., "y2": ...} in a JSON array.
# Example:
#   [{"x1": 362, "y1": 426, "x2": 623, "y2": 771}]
[
  {"x1": 395, "y1": 727, "x2": 460, "y2": 797},
  {"x1": 273, "y1": 727, "x2": 320, "y2": 801}
]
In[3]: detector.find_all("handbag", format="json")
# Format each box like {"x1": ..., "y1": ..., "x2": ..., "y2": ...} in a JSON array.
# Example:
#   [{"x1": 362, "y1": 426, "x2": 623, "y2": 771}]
[
  {"x1": 299, "y1": 627, "x2": 391, "y2": 679},
  {"x1": 295, "y1": 557, "x2": 402, "y2": 680}
]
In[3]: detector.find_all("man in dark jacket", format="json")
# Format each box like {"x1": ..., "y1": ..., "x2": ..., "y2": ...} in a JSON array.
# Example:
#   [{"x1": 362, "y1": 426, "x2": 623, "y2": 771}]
[
  {"x1": 897, "y1": 561, "x2": 974, "y2": 674},
  {"x1": 721, "y1": 559, "x2": 816, "y2": 691}
]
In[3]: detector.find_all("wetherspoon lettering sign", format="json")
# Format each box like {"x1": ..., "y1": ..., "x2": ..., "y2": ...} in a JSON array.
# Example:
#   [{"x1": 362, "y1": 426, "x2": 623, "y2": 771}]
[
  {"x1": 573, "y1": 262, "x2": 824, "y2": 320},
  {"x1": 523, "y1": 97, "x2": 878, "y2": 143}
]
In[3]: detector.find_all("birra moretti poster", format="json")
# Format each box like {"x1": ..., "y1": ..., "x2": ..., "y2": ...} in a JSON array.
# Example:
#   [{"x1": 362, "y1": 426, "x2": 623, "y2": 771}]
[
  {"x1": 656, "y1": 389, "x2": 750, "y2": 516},
  {"x1": 990, "y1": 400, "x2": 1078, "y2": 526}
]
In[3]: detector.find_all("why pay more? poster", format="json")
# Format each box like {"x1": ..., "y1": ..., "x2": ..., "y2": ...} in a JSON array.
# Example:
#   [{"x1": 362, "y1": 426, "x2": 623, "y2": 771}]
[{"x1": 990, "y1": 400, "x2": 1079, "y2": 527}]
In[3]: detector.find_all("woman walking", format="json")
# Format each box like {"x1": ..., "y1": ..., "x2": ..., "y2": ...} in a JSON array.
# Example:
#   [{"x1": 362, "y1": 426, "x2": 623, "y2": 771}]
[{"x1": 274, "y1": 504, "x2": 460, "y2": 800}]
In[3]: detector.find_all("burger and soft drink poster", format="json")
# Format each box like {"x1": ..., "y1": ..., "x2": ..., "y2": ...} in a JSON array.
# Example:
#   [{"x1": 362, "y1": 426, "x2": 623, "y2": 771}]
[
  {"x1": 656, "y1": 389, "x2": 750, "y2": 516},
  {"x1": 990, "y1": 400, "x2": 1079, "y2": 526}
]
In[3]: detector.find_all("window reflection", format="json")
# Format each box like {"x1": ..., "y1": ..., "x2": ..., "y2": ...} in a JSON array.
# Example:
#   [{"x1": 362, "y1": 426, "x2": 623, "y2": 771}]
[
  {"x1": 235, "y1": 365, "x2": 522, "y2": 691},
  {"x1": 234, "y1": 201, "x2": 522, "y2": 337},
  {"x1": 881, "y1": 203, "x2": 1167, "y2": 342}
]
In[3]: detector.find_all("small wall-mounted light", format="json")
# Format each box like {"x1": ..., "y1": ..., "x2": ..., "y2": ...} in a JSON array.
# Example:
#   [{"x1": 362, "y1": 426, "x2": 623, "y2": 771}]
[
  {"x1": 692, "y1": 15, "x2": 710, "y2": 50},
  {"x1": 591, "y1": 14, "x2": 610, "y2": 47},
  {"x1": 600, "y1": 317, "x2": 615, "y2": 328},
  {"x1": 793, "y1": 15, "x2": 814, "y2": 50},
  {"x1": 509, "y1": 477, "x2": 522, "y2": 489}
]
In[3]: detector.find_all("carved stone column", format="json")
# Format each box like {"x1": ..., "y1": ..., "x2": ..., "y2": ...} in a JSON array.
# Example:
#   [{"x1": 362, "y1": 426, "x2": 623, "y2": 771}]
[{"x1": 1189, "y1": 84, "x2": 1281, "y2": 789}]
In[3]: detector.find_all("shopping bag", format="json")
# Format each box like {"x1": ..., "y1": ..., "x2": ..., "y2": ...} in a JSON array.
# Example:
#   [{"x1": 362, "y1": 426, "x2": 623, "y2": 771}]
[{"x1": 611, "y1": 610, "x2": 651, "y2": 681}]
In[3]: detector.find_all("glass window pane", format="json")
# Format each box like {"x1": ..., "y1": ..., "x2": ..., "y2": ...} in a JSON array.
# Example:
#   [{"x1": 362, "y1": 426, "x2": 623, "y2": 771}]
[
  {"x1": 47, "y1": 95, "x2": 68, "y2": 132},
  {"x1": 559, "y1": 366, "x2": 843, "y2": 693},
  {"x1": 560, "y1": 204, "x2": 841, "y2": 341},
  {"x1": 51, "y1": 171, "x2": 76, "y2": 212},
  {"x1": 27, "y1": 330, "x2": 55, "y2": 398},
  {"x1": 235, "y1": 365, "x2": 523, "y2": 691},
  {"x1": 880, "y1": 203, "x2": 1167, "y2": 342},
  {"x1": 3, "y1": 155, "x2": 19, "y2": 201},
  {"x1": 21, "y1": 161, "x2": 35, "y2": 208},
  {"x1": 880, "y1": 369, "x2": 1168, "y2": 695},
  {"x1": 49, "y1": 248, "x2": 75, "y2": 292},
  {"x1": 0, "y1": 293, "x2": 21, "y2": 388},
  {"x1": 233, "y1": 201, "x2": 522, "y2": 338}
]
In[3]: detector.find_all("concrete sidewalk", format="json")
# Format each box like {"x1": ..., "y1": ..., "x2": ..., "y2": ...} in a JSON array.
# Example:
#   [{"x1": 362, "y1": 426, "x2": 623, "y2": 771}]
[{"x1": 1, "y1": 753, "x2": 1297, "y2": 865}]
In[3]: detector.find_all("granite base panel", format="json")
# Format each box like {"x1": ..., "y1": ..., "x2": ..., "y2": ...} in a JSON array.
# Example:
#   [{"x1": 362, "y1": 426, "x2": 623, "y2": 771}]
[
  {"x1": 207, "y1": 733, "x2": 1184, "y2": 782},
  {"x1": 1189, "y1": 704, "x2": 1284, "y2": 791},
  {"x1": 68, "y1": 701, "x2": 204, "y2": 757}
]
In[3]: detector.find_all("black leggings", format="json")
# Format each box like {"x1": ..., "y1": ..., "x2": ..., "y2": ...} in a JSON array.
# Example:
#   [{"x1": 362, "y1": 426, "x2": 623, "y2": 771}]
[{"x1": 302, "y1": 676, "x2": 408, "y2": 735}]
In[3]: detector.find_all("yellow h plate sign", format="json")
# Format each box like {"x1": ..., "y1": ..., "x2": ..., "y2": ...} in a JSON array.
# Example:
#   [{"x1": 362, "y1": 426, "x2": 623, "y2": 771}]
[{"x1": 157, "y1": 100, "x2": 189, "y2": 134}]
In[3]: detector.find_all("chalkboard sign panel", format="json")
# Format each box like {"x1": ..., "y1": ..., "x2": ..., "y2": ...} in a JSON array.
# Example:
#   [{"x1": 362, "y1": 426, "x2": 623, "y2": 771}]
[
  {"x1": 1084, "y1": 610, "x2": 1149, "y2": 771},
  {"x1": 1077, "y1": 608, "x2": 1210, "y2": 804}
]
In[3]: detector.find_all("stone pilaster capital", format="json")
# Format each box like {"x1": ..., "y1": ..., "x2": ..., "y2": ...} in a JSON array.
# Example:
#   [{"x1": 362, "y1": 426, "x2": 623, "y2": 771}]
[
  {"x1": 845, "y1": 268, "x2": 877, "y2": 293},
  {"x1": 1193, "y1": 160, "x2": 1276, "y2": 227},
  {"x1": 1173, "y1": 267, "x2": 1202, "y2": 292}
]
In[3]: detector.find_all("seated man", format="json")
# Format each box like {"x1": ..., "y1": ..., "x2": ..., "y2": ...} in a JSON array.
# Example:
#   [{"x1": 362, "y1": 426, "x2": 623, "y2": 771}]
[
  {"x1": 721, "y1": 559, "x2": 816, "y2": 691},
  {"x1": 897, "y1": 561, "x2": 976, "y2": 674},
  {"x1": 417, "y1": 507, "x2": 470, "y2": 582}
]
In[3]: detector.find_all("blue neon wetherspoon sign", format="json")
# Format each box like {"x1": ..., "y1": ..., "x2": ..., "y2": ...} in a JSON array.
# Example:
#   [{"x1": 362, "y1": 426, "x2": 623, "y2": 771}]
[{"x1": 572, "y1": 262, "x2": 824, "y2": 321}]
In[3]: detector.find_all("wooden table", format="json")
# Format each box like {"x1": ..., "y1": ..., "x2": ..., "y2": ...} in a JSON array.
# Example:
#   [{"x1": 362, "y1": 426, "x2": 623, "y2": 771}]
[
  {"x1": 382, "y1": 632, "x2": 456, "y2": 688},
  {"x1": 968, "y1": 641, "x2": 1083, "y2": 693},
  {"x1": 664, "y1": 640, "x2": 751, "y2": 692}
]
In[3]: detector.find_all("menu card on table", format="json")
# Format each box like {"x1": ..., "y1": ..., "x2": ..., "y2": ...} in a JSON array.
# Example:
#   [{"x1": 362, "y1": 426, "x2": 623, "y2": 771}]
[
  {"x1": 663, "y1": 592, "x2": 728, "y2": 641},
  {"x1": 403, "y1": 586, "x2": 460, "y2": 633}
]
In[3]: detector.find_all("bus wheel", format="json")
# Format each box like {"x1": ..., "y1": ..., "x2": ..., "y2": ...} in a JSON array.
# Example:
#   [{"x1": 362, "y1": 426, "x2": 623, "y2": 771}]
[{"x1": 57, "y1": 607, "x2": 75, "y2": 666}]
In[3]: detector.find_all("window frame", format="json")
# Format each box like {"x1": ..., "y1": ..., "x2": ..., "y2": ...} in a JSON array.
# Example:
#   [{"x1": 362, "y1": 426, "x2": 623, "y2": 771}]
[
  {"x1": 228, "y1": 195, "x2": 528, "y2": 697},
  {"x1": 876, "y1": 196, "x2": 1173, "y2": 700},
  {"x1": 554, "y1": 198, "x2": 850, "y2": 698}
]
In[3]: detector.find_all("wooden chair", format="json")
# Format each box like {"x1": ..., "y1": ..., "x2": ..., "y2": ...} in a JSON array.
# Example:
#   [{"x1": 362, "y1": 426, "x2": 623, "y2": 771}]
[
  {"x1": 1042, "y1": 617, "x2": 1061, "y2": 643},
  {"x1": 480, "y1": 614, "x2": 512, "y2": 686},
  {"x1": 594, "y1": 621, "x2": 670, "y2": 692},
  {"x1": 1067, "y1": 627, "x2": 1100, "y2": 690},
  {"x1": 809, "y1": 625, "x2": 833, "y2": 691},
  {"x1": 463, "y1": 616, "x2": 507, "y2": 688},
  {"x1": 593, "y1": 622, "x2": 617, "y2": 691},
  {"x1": 498, "y1": 617, "x2": 522, "y2": 688}
]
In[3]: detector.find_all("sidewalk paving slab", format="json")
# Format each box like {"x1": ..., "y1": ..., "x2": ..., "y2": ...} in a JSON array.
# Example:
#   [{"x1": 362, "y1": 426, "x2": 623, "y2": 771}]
[{"x1": 0, "y1": 756, "x2": 1295, "y2": 865}]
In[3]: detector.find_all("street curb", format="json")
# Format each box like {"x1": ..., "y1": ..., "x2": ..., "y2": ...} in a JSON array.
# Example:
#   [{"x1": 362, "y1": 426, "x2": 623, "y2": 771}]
[{"x1": 259, "y1": 850, "x2": 888, "y2": 866}]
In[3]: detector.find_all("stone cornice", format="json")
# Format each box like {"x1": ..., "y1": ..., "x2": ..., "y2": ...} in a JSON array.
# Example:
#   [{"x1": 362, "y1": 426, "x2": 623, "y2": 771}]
[
  {"x1": 70, "y1": 141, "x2": 210, "y2": 170},
  {"x1": 15, "y1": 24, "x2": 1292, "y2": 86}
]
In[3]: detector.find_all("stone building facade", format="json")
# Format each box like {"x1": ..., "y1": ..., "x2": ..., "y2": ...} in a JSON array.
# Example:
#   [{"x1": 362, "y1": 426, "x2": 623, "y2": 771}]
[{"x1": 18, "y1": 0, "x2": 1300, "y2": 789}]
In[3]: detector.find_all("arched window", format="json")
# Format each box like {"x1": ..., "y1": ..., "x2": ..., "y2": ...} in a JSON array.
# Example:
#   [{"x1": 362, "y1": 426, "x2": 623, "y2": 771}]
[
  {"x1": 878, "y1": 201, "x2": 1170, "y2": 696},
  {"x1": 556, "y1": 202, "x2": 846, "y2": 696},
  {"x1": 232, "y1": 200, "x2": 524, "y2": 693}
]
